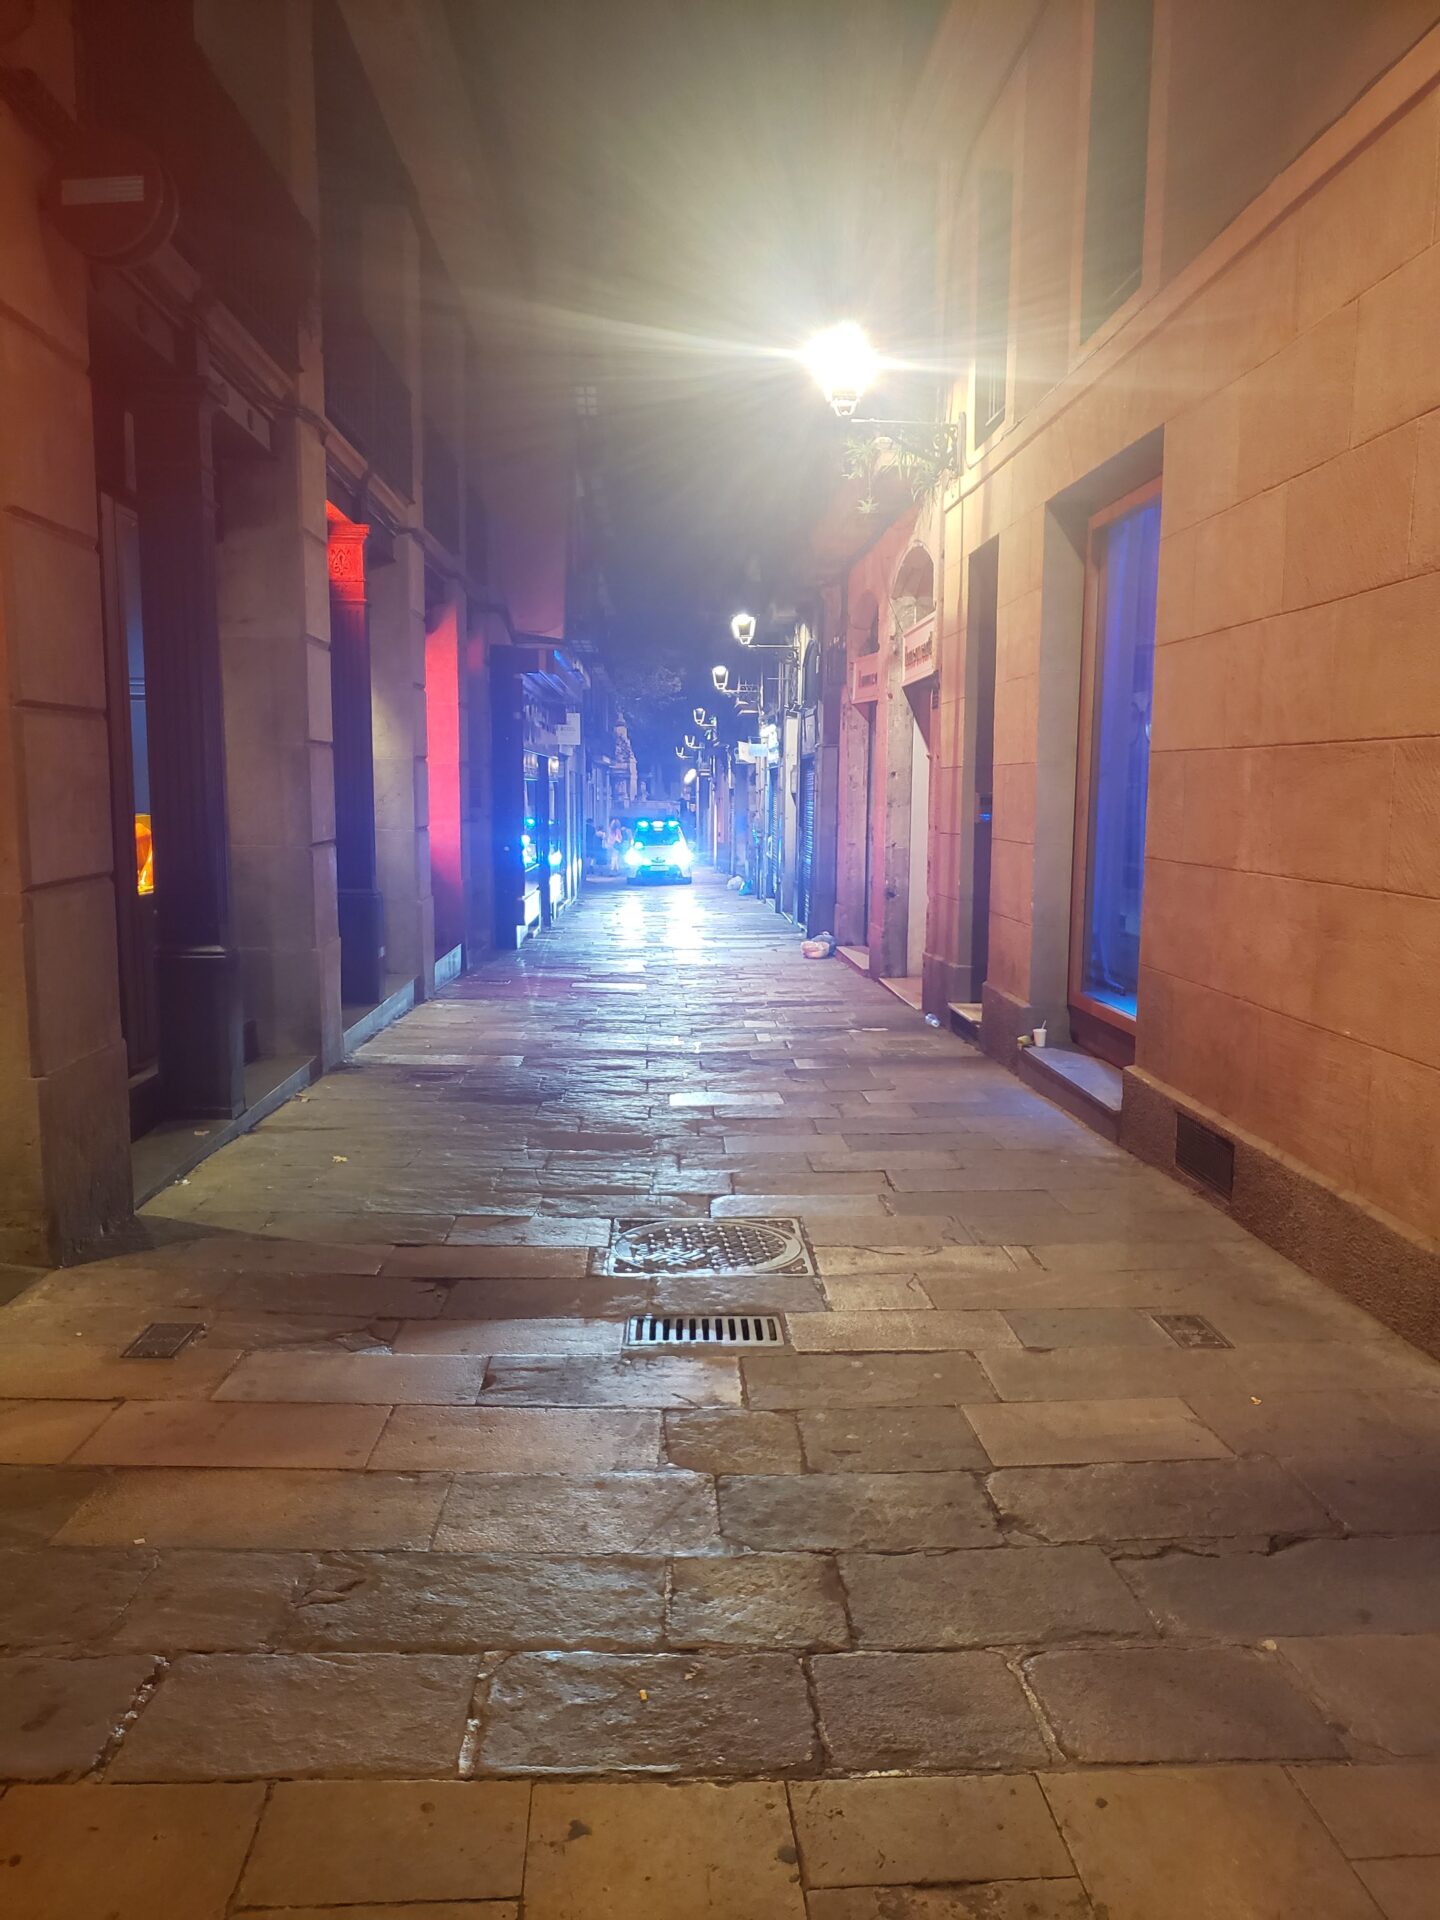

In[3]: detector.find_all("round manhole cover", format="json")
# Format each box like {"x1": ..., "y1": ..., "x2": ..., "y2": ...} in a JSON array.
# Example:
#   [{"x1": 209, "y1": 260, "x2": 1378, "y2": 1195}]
[{"x1": 607, "y1": 1218, "x2": 813, "y2": 1276}]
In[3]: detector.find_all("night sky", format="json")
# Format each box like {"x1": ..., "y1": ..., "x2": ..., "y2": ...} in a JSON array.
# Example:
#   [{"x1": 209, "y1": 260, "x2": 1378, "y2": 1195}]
[{"x1": 450, "y1": 0, "x2": 946, "y2": 771}]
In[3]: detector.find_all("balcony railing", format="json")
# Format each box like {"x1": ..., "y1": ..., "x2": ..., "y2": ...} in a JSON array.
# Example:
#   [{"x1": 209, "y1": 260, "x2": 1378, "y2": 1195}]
[
  {"x1": 465, "y1": 486, "x2": 489, "y2": 584},
  {"x1": 322, "y1": 298, "x2": 414, "y2": 499},
  {"x1": 422, "y1": 416, "x2": 461, "y2": 557}
]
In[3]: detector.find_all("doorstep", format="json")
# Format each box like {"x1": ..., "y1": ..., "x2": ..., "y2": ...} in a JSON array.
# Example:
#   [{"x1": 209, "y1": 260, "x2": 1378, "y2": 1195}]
[
  {"x1": 1017, "y1": 1043, "x2": 1123, "y2": 1142},
  {"x1": 342, "y1": 973, "x2": 418, "y2": 1052},
  {"x1": 834, "y1": 945, "x2": 927, "y2": 1016},
  {"x1": 947, "y1": 1000, "x2": 983, "y2": 1041},
  {"x1": 878, "y1": 975, "x2": 924, "y2": 1011},
  {"x1": 131, "y1": 1050, "x2": 317, "y2": 1206}
]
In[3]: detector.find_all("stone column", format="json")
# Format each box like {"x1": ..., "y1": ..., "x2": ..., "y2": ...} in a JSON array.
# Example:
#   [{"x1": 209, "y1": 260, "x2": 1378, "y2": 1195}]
[
  {"x1": 873, "y1": 653, "x2": 915, "y2": 978},
  {"x1": 199, "y1": 0, "x2": 342, "y2": 1064},
  {"x1": 0, "y1": 12, "x2": 131, "y2": 1260},
  {"x1": 218, "y1": 414, "x2": 343, "y2": 1066},
  {"x1": 327, "y1": 517, "x2": 384, "y2": 1008},
  {"x1": 132, "y1": 364, "x2": 245, "y2": 1117},
  {"x1": 834, "y1": 692, "x2": 870, "y2": 949}
]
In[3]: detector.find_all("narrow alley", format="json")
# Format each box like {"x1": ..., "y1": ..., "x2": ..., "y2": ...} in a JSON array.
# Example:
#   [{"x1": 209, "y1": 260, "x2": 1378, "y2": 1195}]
[{"x1": 2, "y1": 873, "x2": 1438, "y2": 1918}]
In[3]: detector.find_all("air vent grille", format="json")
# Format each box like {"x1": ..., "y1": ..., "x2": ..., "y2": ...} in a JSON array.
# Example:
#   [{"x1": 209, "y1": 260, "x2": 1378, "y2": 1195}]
[{"x1": 1175, "y1": 1111, "x2": 1235, "y2": 1197}]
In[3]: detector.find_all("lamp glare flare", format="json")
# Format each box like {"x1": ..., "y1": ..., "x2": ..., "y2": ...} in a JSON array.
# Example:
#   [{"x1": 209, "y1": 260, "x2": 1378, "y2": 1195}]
[{"x1": 802, "y1": 321, "x2": 879, "y2": 418}]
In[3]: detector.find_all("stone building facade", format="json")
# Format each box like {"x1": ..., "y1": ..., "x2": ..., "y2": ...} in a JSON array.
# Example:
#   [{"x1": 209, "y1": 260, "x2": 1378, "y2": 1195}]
[
  {"x1": 822, "y1": 0, "x2": 1440, "y2": 1344},
  {"x1": 0, "y1": 0, "x2": 576, "y2": 1265}
]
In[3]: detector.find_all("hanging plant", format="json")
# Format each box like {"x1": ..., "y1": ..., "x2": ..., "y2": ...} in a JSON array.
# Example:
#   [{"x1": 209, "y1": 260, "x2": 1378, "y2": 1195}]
[{"x1": 842, "y1": 428, "x2": 955, "y2": 515}]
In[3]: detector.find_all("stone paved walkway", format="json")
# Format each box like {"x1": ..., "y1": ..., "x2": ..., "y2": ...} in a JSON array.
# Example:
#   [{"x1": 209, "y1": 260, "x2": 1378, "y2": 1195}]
[{"x1": 2, "y1": 875, "x2": 1439, "y2": 1918}]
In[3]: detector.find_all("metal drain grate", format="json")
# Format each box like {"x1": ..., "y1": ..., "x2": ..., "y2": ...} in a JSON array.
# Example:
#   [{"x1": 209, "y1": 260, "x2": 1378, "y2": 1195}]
[
  {"x1": 1150, "y1": 1311, "x2": 1232, "y2": 1351},
  {"x1": 625, "y1": 1313, "x2": 786, "y2": 1348},
  {"x1": 602, "y1": 1218, "x2": 816, "y2": 1277},
  {"x1": 123, "y1": 1322, "x2": 203, "y2": 1359}
]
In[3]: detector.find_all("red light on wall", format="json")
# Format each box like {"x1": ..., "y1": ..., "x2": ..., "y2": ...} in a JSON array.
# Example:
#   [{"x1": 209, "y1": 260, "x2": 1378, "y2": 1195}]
[
  {"x1": 327, "y1": 511, "x2": 369, "y2": 599},
  {"x1": 426, "y1": 602, "x2": 463, "y2": 955}
]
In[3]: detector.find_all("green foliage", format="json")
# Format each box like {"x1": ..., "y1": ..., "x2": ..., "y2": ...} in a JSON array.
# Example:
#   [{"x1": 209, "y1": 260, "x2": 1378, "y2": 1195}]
[
  {"x1": 608, "y1": 657, "x2": 685, "y2": 706},
  {"x1": 842, "y1": 429, "x2": 954, "y2": 515}
]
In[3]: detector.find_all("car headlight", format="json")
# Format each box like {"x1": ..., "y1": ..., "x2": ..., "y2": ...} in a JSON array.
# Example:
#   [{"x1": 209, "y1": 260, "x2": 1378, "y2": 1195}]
[{"x1": 623, "y1": 846, "x2": 642, "y2": 867}]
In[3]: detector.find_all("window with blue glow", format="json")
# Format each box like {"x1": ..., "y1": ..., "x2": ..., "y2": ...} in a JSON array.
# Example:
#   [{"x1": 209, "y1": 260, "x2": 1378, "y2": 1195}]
[{"x1": 1080, "y1": 492, "x2": 1160, "y2": 1022}]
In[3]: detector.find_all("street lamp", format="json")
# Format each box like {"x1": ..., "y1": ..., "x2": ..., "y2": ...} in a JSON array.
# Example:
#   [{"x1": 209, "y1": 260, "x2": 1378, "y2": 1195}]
[
  {"x1": 800, "y1": 320, "x2": 962, "y2": 462},
  {"x1": 730, "y1": 611, "x2": 757, "y2": 646},
  {"x1": 712, "y1": 663, "x2": 730, "y2": 693},
  {"x1": 802, "y1": 321, "x2": 879, "y2": 419},
  {"x1": 729, "y1": 631, "x2": 799, "y2": 658}
]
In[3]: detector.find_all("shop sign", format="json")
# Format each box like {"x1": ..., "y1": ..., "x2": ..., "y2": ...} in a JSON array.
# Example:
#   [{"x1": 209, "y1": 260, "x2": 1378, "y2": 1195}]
[
  {"x1": 850, "y1": 656, "x2": 882, "y2": 705},
  {"x1": 901, "y1": 613, "x2": 937, "y2": 687},
  {"x1": 738, "y1": 739, "x2": 779, "y2": 765}
]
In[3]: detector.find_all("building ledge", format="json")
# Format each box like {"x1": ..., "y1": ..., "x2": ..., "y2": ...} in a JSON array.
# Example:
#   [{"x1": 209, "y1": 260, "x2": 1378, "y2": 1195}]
[{"x1": 1017, "y1": 1043, "x2": 1123, "y2": 1142}]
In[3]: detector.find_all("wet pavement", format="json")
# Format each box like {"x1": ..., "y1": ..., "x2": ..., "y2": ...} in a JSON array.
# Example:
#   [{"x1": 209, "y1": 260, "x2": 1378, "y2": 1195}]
[{"x1": 2, "y1": 872, "x2": 1439, "y2": 1917}]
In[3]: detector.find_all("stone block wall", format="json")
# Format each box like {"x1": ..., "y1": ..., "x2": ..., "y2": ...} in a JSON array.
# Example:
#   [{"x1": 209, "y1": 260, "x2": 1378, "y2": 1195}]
[
  {"x1": 0, "y1": 8, "x2": 131, "y2": 1262},
  {"x1": 922, "y1": 10, "x2": 1440, "y2": 1307}
]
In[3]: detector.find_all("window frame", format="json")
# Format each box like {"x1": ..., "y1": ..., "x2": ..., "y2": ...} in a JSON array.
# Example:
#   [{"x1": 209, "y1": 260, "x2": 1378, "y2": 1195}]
[
  {"x1": 973, "y1": 167, "x2": 1013, "y2": 446},
  {"x1": 1067, "y1": 475, "x2": 1162, "y2": 1064},
  {"x1": 1078, "y1": 0, "x2": 1156, "y2": 344}
]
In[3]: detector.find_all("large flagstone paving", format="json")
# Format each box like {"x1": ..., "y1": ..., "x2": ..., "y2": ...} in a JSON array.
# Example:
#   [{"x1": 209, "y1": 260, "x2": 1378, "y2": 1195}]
[{"x1": 0, "y1": 875, "x2": 1438, "y2": 1914}]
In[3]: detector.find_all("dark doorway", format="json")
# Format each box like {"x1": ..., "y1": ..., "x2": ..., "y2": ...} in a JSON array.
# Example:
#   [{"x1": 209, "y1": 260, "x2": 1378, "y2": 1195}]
[
  {"x1": 99, "y1": 487, "x2": 161, "y2": 1134},
  {"x1": 966, "y1": 539, "x2": 999, "y2": 1001},
  {"x1": 797, "y1": 755, "x2": 816, "y2": 927}
]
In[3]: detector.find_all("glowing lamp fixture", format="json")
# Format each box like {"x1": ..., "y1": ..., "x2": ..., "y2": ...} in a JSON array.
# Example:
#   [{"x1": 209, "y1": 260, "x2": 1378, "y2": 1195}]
[
  {"x1": 712, "y1": 663, "x2": 730, "y2": 693},
  {"x1": 730, "y1": 611, "x2": 757, "y2": 646},
  {"x1": 803, "y1": 321, "x2": 878, "y2": 418},
  {"x1": 683, "y1": 766, "x2": 699, "y2": 786}
]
